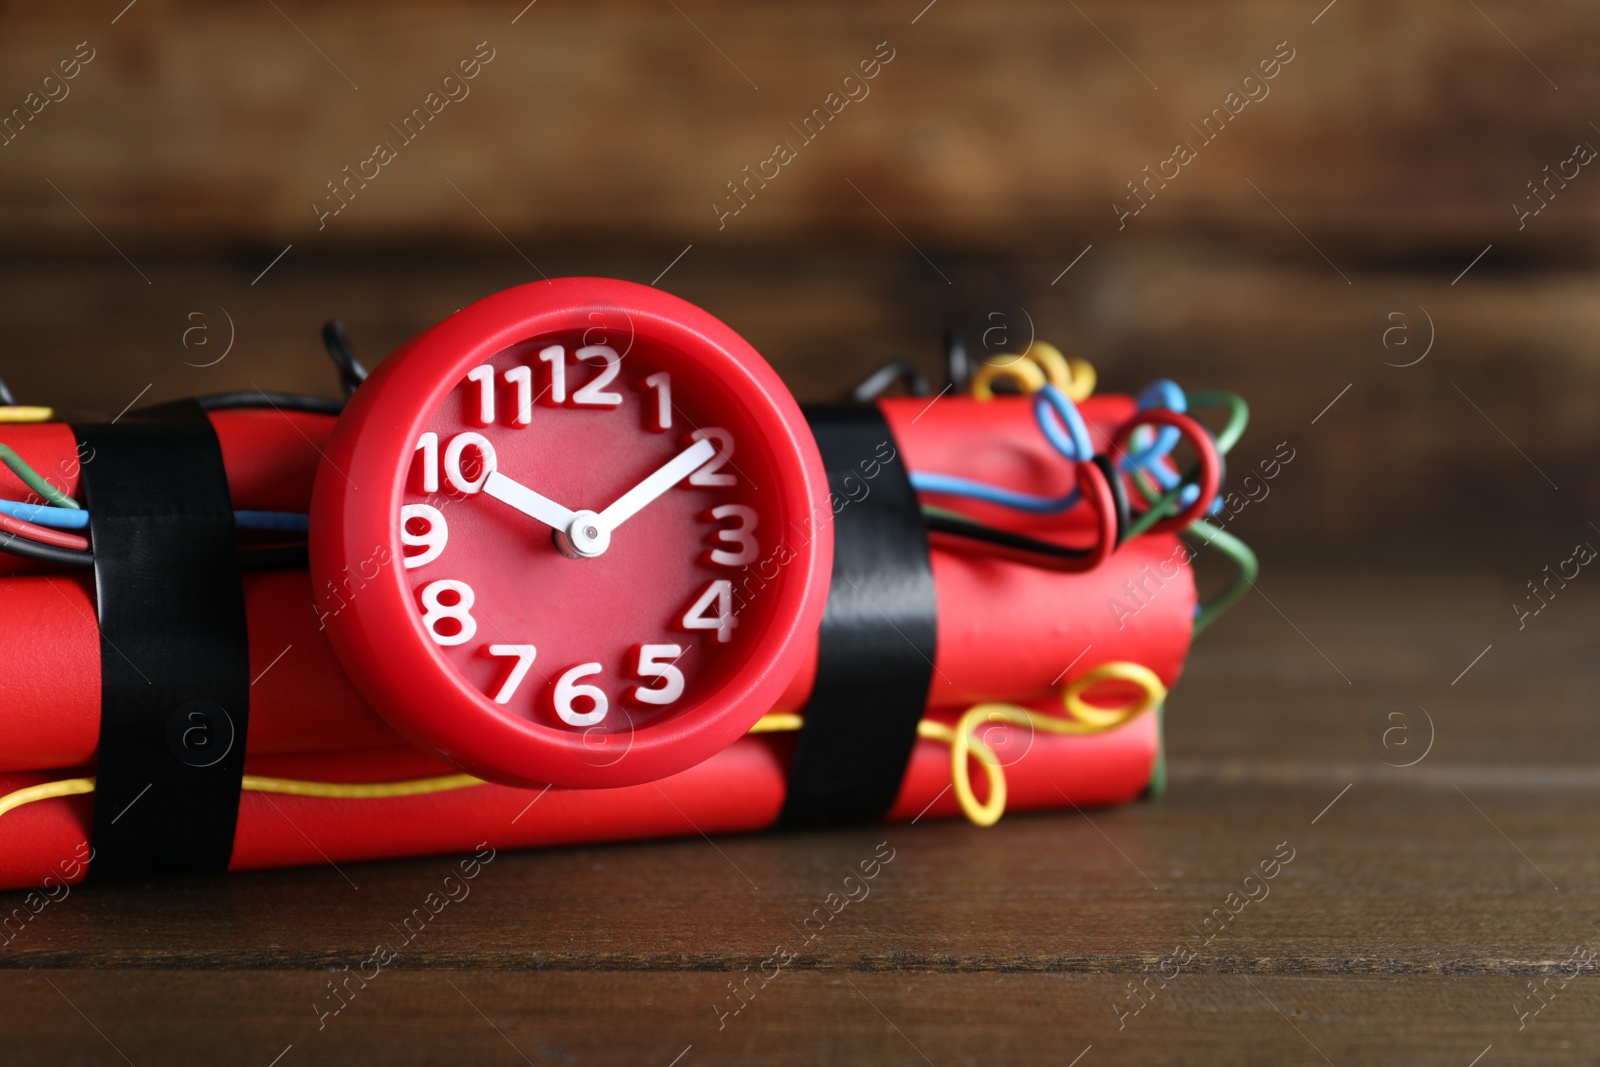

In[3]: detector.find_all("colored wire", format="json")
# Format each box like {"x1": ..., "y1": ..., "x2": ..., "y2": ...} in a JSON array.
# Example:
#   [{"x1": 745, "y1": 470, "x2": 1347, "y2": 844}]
[
  {"x1": 0, "y1": 499, "x2": 88, "y2": 529},
  {"x1": 0, "y1": 513, "x2": 89, "y2": 550},
  {"x1": 1033, "y1": 383, "x2": 1095, "y2": 460},
  {"x1": 851, "y1": 359, "x2": 933, "y2": 401},
  {"x1": 1125, "y1": 460, "x2": 1258, "y2": 632},
  {"x1": 0, "y1": 444, "x2": 79, "y2": 510},
  {"x1": 1183, "y1": 519, "x2": 1259, "y2": 635},
  {"x1": 0, "y1": 777, "x2": 95, "y2": 821},
  {"x1": 1109, "y1": 409, "x2": 1221, "y2": 534},
  {"x1": 907, "y1": 383, "x2": 1095, "y2": 513},
  {"x1": 241, "y1": 772, "x2": 482, "y2": 799},
  {"x1": 238, "y1": 544, "x2": 311, "y2": 571},
  {"x1": 0, "y1": 773, "x2": 487, "y2": 827},
  {"x1": 235, "y1": 511, "x2": 311, "y2": 534},
  {"x1": 197, "y1": 392, "x2": 344, "y2": 416},
  {"x1": 0, "y1": 660, "x2": 1165, "y2": 833},
  {"x1": 944, "y1": 331, "x2": 972, "y2": 390},
  {"x1": 969, "y1": 355, "x2": 1047, "y2": 399},
  {"x1": 322, "y1": 321, "x2": 369, "y2": 398},
  {"x1": 1188, "y1": 390, "x2": 1249, "y2": 455},
  {"x1": 1091, "y1": 454, "x2": 1129, "y2": 545},
  {"x1": 752, "y1": 661, "x2": 1165, "y2": 827},
  {"x1": 0, "y1": 498, "x2": 309, "y2": 534},
  {"x1": 922, "y1": 457, "x2": 1116, "y2": 572},
  {"x1": 923, "y1": 506, "x2": 1095, "y2": 568},
  {"x1": 0, "y1": 407, "x2": 54, "y2": 424},
  {"x1": 0, "y1": 534, "x2": 92, "y2": 568}
]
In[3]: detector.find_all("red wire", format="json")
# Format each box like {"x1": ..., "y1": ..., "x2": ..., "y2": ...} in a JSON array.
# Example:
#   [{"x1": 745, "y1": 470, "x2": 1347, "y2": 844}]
[
  {"x1": 1073, "y1": 456, "x2": 1117, "y2": 571},
  {"x1": 1111, "y1": 409, "x2": 1222, "y2": 534},
  {"x1": 0, "y1": 512, "x2": 90, "y2": 551}
]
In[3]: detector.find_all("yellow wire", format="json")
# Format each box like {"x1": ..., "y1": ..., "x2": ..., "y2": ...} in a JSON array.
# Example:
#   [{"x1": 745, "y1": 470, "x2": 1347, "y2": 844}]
[
  {"x1": 240, "y1": 772, "x2": 483, "y2": 799},
  {"x1": 0, "y1": 777, "x2": 95, "y2": 820},
  {"x1": 749, "y1": 712, "x2": 804, "y2": 733},
  {"x1": 969, "y1": 345, "x2": 1097, "y2": 403},
  {"x1": 0, "y1": 407, "x2": 55, "y2": 424},
  {"x1": 0, "y1": 663, "x2": 1162, "y2": 832},
  {"x1": 970, "y1": 356, "x2": 1047, "y2": 400},
  {"x1": 0, "y1": 773, "x2": 489, "y2": 825}
]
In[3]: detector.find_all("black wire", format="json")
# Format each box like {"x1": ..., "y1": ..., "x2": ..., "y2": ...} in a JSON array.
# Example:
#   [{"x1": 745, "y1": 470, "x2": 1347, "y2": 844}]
[
  {"x1": 0, "y1": 532, "x2": 93, "y2": 568},
  {"x1": 322, "y1": 320, "x2": 368, "y2": 399},
  {"x1": 922, "y1": 509, "x2": 1094, "y2": 564},
  {"x1": 0, "y1": 536, "x2": 308, "y2": 571},
  {"x1": 1091, "y1": 454, "x2": 1130, "y2": 545},
  {"x1": 239, "y1": 544, "x2": 310, "y2": 570},
  {"x1": 196, "y1": 391, "x2": 344, "y2": 416},
  {"x1": 0, "y1": 371, "x2": 15, "y2": 407},
  {"x1": 944, "y1": 330, "x2": 971, "y2": 391},
  {"x1": 850, "y1": 359, "x2": 932, "y2": 402}
]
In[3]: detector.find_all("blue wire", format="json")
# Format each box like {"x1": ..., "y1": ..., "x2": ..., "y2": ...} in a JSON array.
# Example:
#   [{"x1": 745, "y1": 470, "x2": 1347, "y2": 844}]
[
  {"x1": 0, "y1": 498, "x2": 309, "y2": 534},
  {"x1": 235, "y1": 510, "x2": 311, "y2": 534},
  {"x1": 907, "y1": 383, "x2": 1097, "y2": 512},
  {"x1": 1033, "y1": 384, "x2": 1095, "y2": 461},
  {"x1": 908, "y1": 377, "x2": 1226, "y2": 517},
  {"x1": 0, "y1": 499, "x2": 88, "y2": 528},
  {"x1": 907, "y1": 471, "x2": 1080, "y2": 513}
]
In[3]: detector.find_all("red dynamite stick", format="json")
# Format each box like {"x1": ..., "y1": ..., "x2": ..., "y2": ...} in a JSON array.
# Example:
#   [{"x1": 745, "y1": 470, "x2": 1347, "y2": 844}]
[
  {"x1": 0, "y1": 714, "x2": 1159, "y2": 890},
  {"x1": 0, "y1": 399, "x2": 1195, "y2": 776}
]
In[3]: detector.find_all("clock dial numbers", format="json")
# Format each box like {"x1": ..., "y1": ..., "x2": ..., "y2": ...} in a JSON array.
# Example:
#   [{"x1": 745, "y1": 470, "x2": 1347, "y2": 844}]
[
  {"x1": 412, "y1": 342, "x2": 764, "y2": 740},
  {"x1": 706, "y1": 504, "x2": 758, "y2": 567},
  {"x1": 504, "y1": 365, "x2": 533, "y2": 425},
  {"x1": 552, "y1": 662, "x2": 608, "y2": 726},
  {"x1": 420, "y1": 579, "x2": 477, "y2": 646},
  {"x1": 633, "y1": 644, "x2": 686, "y2": 705},
  {"x1": 572, "y1": 345, "x2": 624, "y2": 407},
  {"x1": 687, "y1": 427, "x2": 736, "y2": 487},
  {"x1": 401, "y1": 503, "x2": 449, "y2": 569},
  {"x1": 443, "y1": 432, "x2": 497, "y2": 494},
  {"x1": 538, "y1": 344, "x2": 567, "y2": 405},
  {"x1": 466, "y1": 364, "x2": 496, "y2": 426},
  {"x1": 414, "y1": 432, "x2": 440, "y2": 493},
  {"x1": 643, "y1": 372, "x2": 672, "y2": 432},
  {"x1": 486, "y1": 644, "x2": 538, "y2": 704},
  {"x1": 682, "y1": 579, "x2": 738, "y2": 644}
]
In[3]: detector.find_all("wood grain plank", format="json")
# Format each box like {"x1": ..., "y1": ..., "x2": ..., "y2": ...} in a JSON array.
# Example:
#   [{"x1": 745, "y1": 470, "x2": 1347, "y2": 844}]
[{"x1": 0, "y1": 1, "x2": 1594, "y2": 252}]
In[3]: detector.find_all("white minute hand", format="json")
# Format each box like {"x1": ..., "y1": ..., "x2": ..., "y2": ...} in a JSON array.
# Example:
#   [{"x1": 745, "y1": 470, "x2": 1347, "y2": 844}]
[
  {"x1": 482, "y1": 470, "x2": 578, "y2": 532},
  {"x1": 596, "y1": 437, "x2": 718, "y2": 533}
]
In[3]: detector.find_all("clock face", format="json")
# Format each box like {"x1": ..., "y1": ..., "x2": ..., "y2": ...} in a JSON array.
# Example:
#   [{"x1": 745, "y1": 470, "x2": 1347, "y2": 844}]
[{"x1": 311, "y1": 279, "x2": 831, "y2": 788}]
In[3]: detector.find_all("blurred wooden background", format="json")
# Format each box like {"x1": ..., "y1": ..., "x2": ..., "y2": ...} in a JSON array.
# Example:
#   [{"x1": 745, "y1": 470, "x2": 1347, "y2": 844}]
[{"x1": 0, "y1": 0, "x2": 1596, "y2": 566}]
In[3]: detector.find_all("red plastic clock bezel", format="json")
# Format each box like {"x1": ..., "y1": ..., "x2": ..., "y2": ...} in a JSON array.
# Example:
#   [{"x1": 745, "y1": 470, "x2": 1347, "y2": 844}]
[{"x1": 308, "y1": 278, "x2": 832, "y2": 789}]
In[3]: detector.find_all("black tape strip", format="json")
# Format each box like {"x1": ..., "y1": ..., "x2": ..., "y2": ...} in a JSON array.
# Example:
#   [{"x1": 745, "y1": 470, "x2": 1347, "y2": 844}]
[
  {"x1": 73, "y1": 400, "x2": 250, "y2": 882},
  {"x1": 776, "y1": 404, "x2": 938, "y2": 830}
]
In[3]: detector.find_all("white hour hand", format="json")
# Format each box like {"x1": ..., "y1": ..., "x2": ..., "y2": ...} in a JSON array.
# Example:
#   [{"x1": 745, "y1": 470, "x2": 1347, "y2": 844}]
[
  {"x1": 482, "y1": 470, "x2": 577, "y2": 532},
  {"x1": 597, "y1": 437, "x2": 718, "y2": 532}
]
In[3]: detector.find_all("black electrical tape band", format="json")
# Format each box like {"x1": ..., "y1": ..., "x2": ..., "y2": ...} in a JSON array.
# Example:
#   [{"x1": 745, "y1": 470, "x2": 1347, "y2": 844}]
[
  {"x1": 73, "y1": 400, "x2": 251, "y2": 882},
  {"x1": 776, "y1": 404, "x2": 938, "y2": 830}
]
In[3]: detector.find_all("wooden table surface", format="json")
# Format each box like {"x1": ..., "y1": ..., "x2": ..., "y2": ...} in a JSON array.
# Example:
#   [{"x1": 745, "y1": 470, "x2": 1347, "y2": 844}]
[{"x1": 3, "y1": 565, "x2": 1595, "y2": 1066}]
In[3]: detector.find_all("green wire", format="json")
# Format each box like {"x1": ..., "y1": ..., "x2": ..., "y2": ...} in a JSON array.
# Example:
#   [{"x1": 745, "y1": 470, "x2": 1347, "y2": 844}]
[
  {"x1": 1182, "y1": 518, "x2": 1259, "y2": 635},
  {"x1": 921, "y1": 388, "x2": 1258, "y2": 633},
  {"x1": 1122, "y1": 473, "x2": 1186, "y2": 540},
  {"x1": 1187, "y1": 390, "x2": 1249, "y2": 455},
  {"x1": 1122, "y1": 391, "x2": 1256, "y2": 633},
  {"x1": 0, "y1": 443, "x2": 79, "y2": 510}
]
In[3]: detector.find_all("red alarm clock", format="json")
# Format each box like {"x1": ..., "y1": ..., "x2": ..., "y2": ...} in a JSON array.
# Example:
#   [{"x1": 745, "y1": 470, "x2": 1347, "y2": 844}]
[{"x1": 309, "y1": 279, "x2": 832, "y2": 788}]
